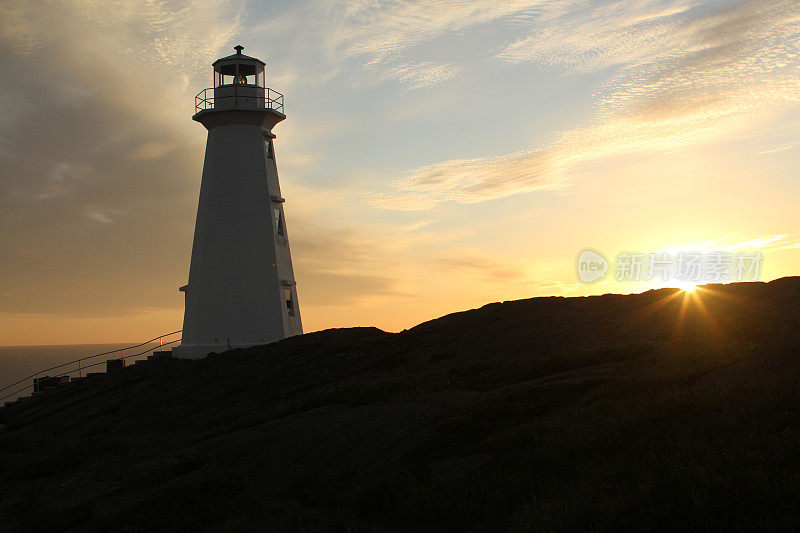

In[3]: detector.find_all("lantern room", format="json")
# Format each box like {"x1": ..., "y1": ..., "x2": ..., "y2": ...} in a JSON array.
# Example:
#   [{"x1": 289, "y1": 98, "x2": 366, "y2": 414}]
[
  {"x1": 194, "y1": 45, "x2": 284, "y2": 114},
  {"x1": 213, "y1": 45, "x2": 265, "y2": 87}
]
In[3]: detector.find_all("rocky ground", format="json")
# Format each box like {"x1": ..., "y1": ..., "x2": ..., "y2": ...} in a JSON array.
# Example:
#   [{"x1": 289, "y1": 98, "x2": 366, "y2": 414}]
[{"x1": 1, "y1": 278, "x2": 799, "y2": 531}]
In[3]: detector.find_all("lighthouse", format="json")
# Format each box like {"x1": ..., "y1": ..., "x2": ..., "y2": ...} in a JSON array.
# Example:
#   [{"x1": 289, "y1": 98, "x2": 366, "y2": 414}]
[{"x1": 173, "y1": 46, "x2": 302, "y2": 360}]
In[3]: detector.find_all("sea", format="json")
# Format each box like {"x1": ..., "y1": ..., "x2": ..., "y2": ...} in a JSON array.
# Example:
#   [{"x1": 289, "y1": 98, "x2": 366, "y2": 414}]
[{"x1": 0, "y1": 343, "x2": 167, "y2": 404}]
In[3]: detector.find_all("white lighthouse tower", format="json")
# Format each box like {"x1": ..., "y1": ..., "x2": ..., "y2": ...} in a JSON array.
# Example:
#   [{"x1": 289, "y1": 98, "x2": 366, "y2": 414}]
[{"x1": 173, "y1": 45, "x2": 302, "y2": 360}]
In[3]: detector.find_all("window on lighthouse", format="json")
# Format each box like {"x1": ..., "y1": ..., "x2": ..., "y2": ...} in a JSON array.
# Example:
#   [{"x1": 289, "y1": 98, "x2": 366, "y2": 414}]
[
  {"x1": 273, "y1": 207, "x2": 284, "y2": 235},
  {"x1": 285, "y1": 288, "x2": 295, "y2": 316}
]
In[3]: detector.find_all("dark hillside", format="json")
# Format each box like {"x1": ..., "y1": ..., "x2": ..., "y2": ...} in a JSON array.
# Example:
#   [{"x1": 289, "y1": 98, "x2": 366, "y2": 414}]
[{"x1": 1, "y1": 278, "x2": 799, "y2": 531}]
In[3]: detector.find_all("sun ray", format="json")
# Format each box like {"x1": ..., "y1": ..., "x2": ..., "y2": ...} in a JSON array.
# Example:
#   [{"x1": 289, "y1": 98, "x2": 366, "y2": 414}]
[{"x1": 668, "y1": 284, "x2": 724, "y2": 343}]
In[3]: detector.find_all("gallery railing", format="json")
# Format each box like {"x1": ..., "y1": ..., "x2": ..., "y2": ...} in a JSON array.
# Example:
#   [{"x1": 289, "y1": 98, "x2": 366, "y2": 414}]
[{"x1": 195, "y1": 86, "x2": 284, "y2": 113}]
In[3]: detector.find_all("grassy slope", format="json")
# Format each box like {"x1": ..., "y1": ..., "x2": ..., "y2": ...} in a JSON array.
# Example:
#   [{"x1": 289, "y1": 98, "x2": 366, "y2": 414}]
[{"x1": 1, "y1": 278, "x2": 799, "y2": 531}]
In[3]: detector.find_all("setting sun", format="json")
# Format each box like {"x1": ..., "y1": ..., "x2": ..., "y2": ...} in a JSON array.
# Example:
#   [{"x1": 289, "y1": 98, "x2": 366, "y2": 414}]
[{"x1": 679, "y1": 282, "x2": 698, "y2": 292}]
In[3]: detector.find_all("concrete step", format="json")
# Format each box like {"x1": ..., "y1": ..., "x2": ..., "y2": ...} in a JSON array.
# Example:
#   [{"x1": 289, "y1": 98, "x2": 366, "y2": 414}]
[
  {"x1": 106, "y1": 358, "x2": 125, "y2": 372},
  {"x1": 33, "y1": 375, "x2": 70, "y2": 393},
  {"x1": 149, "y1": 350, "x2": 173, "y2": 360}
]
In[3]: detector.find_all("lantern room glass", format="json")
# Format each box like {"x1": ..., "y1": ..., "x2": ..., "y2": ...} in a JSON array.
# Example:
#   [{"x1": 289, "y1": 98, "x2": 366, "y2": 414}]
[{"x1": 214, "y1": 63, "x2": 265, "y2": 87}]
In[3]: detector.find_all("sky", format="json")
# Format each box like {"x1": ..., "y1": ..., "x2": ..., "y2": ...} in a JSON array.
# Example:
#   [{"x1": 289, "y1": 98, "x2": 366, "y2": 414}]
[{"x1": 0, "y1": 0, "x2": 798, "y2": 345}]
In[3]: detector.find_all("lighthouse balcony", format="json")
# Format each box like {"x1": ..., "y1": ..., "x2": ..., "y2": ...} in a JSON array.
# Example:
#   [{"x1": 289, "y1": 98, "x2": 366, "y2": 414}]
[{"x1": 195, "y1": 86, "x2": 284, "y2": 113}]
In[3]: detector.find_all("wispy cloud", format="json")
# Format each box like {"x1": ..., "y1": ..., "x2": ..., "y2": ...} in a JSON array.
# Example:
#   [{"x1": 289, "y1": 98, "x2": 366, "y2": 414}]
[
  {"x1": 329, "y1": 0, "x2": 553, "y2": 62},
  {"x1": 434, "y1": 250, "x2": 530, "y2": 281},
  {"x1": 659, "y1": 234, "x2": 800, "y2": 254},
  {"x1": 368, "y1": 0, "x2": 800, "y2": 209},
  {"x1": 84, "y1": 209, "x2": 114, "y2": 224},
  {"x1": 495, "y1": 0, "x2": 696, "y2": 74},
  {"x1": 128, "y1": 142, "x2": 177, "y2": 161},
  {"x1": 754, "y1": 142, "x2": 799, "y2": 156},
  {"x1": 34, "y1": 162, "x2": 92, "y2": 200},
  {"x1": 254, "y1": 0, "x2": 555, "y2": 90},
  {"x1": 363, "y1": 148, "x2": 566, "y2": 210},
  {"x1": 399, "y1": 220, "x2": 434, "y2": 232},
  {"x1": 372, "y1": 61, "x2": 462, "y2": 90},
  {"x1": 67, "y1": 0, "x2": 243, "y2": 72}
]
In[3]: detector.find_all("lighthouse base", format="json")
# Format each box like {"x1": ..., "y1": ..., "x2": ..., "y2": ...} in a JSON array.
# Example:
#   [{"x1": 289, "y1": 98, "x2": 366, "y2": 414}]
[{"x1": 171, "y1": 342, "x2": 269, "y2": 360}]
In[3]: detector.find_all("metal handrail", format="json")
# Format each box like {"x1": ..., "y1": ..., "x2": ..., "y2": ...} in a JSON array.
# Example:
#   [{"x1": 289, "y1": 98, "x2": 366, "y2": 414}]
[
  {"x1": 0, "y1": 330, "x2": 182, "y2": 404},
  {"x1": 194, "y1": 85, "x2": 284, "y2": 113}
]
